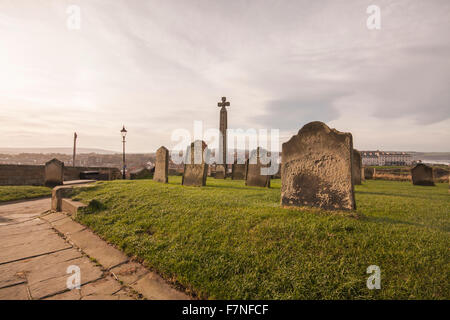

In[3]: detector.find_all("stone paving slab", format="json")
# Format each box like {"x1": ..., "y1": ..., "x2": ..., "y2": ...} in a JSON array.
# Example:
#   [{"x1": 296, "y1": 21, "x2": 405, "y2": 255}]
[
  {"x1": 113, "y1": 288, "x2": 137, "y2": 300},
  {"x1": 0, "y1": 198, "x2": 190, "y2": 300},
  {"x1": 110, "y1": 261, "x2": 149, "y2": 285},
  {"x1": 0, "y1": 228, "x2": 59, "y2": 249},
  {"x1": 80, "y1": 276, "x2": 123, "y2": 296},
  {"x1": 0, "y1": 283, "x2": 30, "y2": 300},
  {"x1": 44, "y1": 279, "x2": 136, "y2": 300},
  {"x1": 131, "y1": 272, "x2": 189, "y2": 300},
  {"x1": 0, "y1": 249, "x2": 82, "y2": 288},
  {"x1": 0, "y1": 248, "x2": 81, "y2": 289},
  {"x1": 0, "y1": 198, "x2": 50, "y2": 226},
  {"x1": 0, "y1": 198, "x2": 131, "y2": 300},
  {"x1": 68, "y1": 229, "x2": 129, "y2": 269},
  {"x1": 0, "y1": 241, "x2": 115, "y2": 300},
  {"x1": 40, "y1": 212, "x2": 68, "y2": 223},
  {"x1": 0, "y1": 219, "x2": 50, "y2": 237},
  {"x1": 51, "y1": 217, "x2": 86, "y2": 235},
  {"x1": 0, "y1": 276, "x2": 26, "y2": 290},
  {"x1": 0, "y1": 234, "x2": 72, "y2": 264},
  {"x1": 43, "y1": 288, "x2": 81, "y2": 300},
  {"x1": 29, "y1": 255, "x2": 104, "y2": 299}
]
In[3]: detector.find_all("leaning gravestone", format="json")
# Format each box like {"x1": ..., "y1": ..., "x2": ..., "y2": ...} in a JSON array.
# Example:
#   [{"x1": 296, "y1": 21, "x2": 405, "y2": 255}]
[
  {"x1": 153, "y1": 146, "x2": 169, "y2": 183},
  {"x1": 281, "y1": 121, "x2": 356, "y2": 210},
  {"x1": 45, "y1": 158, "x2": 64, "y2": 187},
  {"x1": 182, "y1": 140, "x2": 209, "y2": 187},
  {"x1": 245, "y1": 147, "x2": 271, "y2": 187},
  {"x1": 352, "y1": 149, "x2": 362, "y2": 185},
  {"x1": 232, "y1": 160, "x2": 246, "y2": 180},
  {"x1": 411, "y1": 163, "x2": 435, "y2": 186}
]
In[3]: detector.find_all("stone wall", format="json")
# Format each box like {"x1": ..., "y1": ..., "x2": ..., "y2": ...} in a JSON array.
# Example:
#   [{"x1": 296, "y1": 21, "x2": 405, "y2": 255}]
[
  {"x1": 64, "y1": 166, "x2": 121, "y2": 181},
  {"x1": 0, "y1": 164, "x2": 45, "y2": 186},
  {"x1": 0, "y1": 164, "x2": 121, "y2": 186}
]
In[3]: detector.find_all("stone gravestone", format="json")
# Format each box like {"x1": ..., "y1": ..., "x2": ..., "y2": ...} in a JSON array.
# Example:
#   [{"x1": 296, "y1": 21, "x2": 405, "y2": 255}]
[
  {"x1": 232, "y1": 160, "x2": 246, "y2": 180},
  {"x1": 45, "y1": 158, "x2": 64, "y2": 187},
  {"x1": 245, "y1": 147, "x2": 271, "y2": 187},
  {"x1": 281, "y1": 121, "x2": 356, "y2": 210},
  {"x1": 411, "y1": 163, "x2": 435, "y2": 186},
  {"x1": 215, "y1": 164, "x2": 226, "y2": 179},
  {"x1": 352, "y1": 149, "x2": 362, "y2": 185},
  {"x1": 182, "y1": 140, "x2": 209, "y2": 187},
  {"x1": 153, "y1": 146, "x2": 169, "y2": 183},
  {"x1": 364, "y1": 167, "x2": 376, "y2": 179},
  {"x1": 207, "y1": 165, "x2": 213, "y2": 177}
]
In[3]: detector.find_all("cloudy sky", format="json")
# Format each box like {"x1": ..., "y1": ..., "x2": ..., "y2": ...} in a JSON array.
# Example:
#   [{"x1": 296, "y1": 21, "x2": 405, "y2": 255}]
[{"x1": 1, "y1": 0, "x2": 449, "y2": 153}]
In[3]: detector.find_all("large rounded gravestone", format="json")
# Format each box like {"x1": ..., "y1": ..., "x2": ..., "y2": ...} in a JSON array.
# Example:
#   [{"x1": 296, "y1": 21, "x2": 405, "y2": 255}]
[
  {"x1": 411, "y1": 163, "x2": 435, "y2": 186},
  {"x1": 281, "y1": 121, "x2": 356, "y2": 211}
]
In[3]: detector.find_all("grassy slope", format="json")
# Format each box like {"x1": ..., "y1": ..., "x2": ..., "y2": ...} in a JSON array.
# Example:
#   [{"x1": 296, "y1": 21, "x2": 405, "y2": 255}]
[
  {"x1": 72, "y1": 178, "x2": 449, "y2": 299},
  {"x1": 0, "y1": 186, "x2": 51, "y2": 203}
]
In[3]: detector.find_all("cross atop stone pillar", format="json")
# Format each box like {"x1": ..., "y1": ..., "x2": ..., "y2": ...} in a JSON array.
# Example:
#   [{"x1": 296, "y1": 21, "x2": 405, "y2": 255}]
[{"x1": 216, "y1": 97, "x2": 230, "y2": 178}]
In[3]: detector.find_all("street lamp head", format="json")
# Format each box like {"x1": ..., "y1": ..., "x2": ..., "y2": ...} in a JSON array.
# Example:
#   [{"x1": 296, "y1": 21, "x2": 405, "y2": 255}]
[{"x1": 120, "y1": 125, "x2": 127, "y2": 138}]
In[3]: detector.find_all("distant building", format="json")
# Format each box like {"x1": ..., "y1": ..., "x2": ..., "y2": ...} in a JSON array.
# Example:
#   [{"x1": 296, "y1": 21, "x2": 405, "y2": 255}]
[{"x1": 361, "y1": 151, "x2": 413, "y2": 166}]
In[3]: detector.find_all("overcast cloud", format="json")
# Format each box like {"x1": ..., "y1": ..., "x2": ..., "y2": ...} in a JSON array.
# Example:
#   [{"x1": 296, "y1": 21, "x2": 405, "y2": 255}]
[{"x1": 0, "y1": 0, "x2": 449, "y2": 152}]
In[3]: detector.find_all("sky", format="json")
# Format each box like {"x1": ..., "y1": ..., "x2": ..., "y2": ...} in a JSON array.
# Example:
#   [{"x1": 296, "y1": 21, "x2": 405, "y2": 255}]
[{"x1": 0, "y1": 0, "x2": 449, "y2": 153}]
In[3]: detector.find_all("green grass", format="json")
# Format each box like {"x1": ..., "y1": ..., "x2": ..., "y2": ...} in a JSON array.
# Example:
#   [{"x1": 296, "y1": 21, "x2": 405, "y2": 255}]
[
  {"x1": 71, "y1": 178, "x2": 450, "y2": 300},
  {"x1": 0, "y1": 186, "x2": 52, "y2": 203}
]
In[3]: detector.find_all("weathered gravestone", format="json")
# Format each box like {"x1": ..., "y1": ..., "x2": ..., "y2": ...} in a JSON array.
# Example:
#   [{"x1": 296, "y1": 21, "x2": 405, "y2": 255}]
[
  {"x1": 281, "y1": 121, "x2": 356, "y2": 210},
  {"x1": 411, "y1": 163, "x2": 435, "y2": 186},
  {"x1": 45, "y1": 158, "x2": 64, "y2": 187},
  {"x1": 215, "y1": 164, "x2": 226, "y2": 179},
  {"x1": 207, "y1": 165, "x2": 213, "y2": 177},
  {"x1": 364, "y1": 167, "x2": 376, "y2": 179},
  {"x1": 352, "y1": 149, "x2": 362, "y2": 185},
  {"x1": 232, "y1": 161, "x2": 246, "y2": 180},
  {"x1": 245, "y1": 147, "x2": 271, "y2": 188},
  {"x1": 153, "y1": 146, "x2": 169, "y2": 183},
  {"x1": 182, "y1": 140, "x2": 209, "y2": 187}
]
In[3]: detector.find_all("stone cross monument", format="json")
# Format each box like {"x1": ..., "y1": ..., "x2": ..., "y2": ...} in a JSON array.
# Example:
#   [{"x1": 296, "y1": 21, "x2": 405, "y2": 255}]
[{"x1": 217, "y1": 97, "x2": 230, "y2": 179}]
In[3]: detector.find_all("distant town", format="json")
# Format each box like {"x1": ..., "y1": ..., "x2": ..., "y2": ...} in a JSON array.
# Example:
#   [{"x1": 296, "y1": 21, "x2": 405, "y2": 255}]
[{"x1": 0, "y1": 149, "x2": 449, "y2": 175}]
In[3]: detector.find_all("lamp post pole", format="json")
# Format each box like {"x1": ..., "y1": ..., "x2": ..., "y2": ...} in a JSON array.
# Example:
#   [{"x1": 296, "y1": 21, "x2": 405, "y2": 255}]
[
  {"x1": 121, "y1": 126, "x2": 127, "y2": 180},
  {"x1": 73, "y1": 132, "x2": 77, "y2": 167}
]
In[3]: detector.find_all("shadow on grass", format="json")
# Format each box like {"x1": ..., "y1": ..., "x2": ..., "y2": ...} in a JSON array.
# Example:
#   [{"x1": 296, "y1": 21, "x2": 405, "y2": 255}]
[
  {"x1": 363, "y1": 215, "x2": 450, "y2": 233},
  {"x1": 356, "y1": 190, "x2": 446, "y2": 200},
  {"x1": 363, "y1": 215, "x2": 426, "y2": 228},
  {"x1": 204, "y1": 184, "x2": 259, "y2": 191}
]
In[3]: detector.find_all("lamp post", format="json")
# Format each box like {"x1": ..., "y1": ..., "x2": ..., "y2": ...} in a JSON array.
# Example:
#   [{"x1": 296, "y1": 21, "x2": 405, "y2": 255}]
[{"x1": 120, "y1": 126, "x2": 127, "y2": 179}]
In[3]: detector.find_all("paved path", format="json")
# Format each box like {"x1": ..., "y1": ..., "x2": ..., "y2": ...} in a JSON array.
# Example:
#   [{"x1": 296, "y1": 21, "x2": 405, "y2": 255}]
[{"x1": 0, "y1": 198, "x2": 189, "y2": 300}]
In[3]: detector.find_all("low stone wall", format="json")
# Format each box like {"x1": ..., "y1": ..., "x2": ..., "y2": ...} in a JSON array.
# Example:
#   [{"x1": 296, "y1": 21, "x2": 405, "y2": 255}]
[
  {"x1": 0, "y1": 164, "x2": 45, "y2": 186},
  {"x1": 0, "y1": 164, "x2": 121, "y2": 186},
  {"x1": 64, "y1": 166, "x2": 121, "y2": 181}
]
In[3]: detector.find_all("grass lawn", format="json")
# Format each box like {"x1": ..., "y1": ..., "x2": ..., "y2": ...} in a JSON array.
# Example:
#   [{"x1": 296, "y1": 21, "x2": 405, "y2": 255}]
[
  {"x1": 0, "y1": 186, "x2": 52, "y2": 203},
  {"x1": 71, "y1": 178, "x2": 449, "y2": 300}
]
